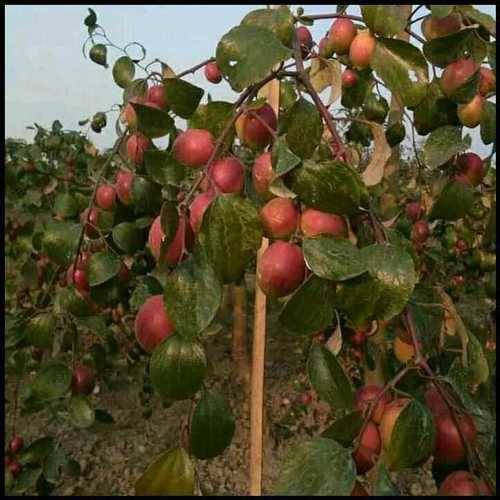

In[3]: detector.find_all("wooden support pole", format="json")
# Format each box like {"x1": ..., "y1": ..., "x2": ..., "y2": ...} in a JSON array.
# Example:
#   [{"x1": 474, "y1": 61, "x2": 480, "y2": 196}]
[{"x1": 249, "y1": 6, "x2": 281, "y2": 494}]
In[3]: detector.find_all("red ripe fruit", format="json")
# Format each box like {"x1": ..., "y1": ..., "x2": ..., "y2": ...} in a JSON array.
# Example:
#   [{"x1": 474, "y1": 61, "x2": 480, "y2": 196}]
[
  {"x1": 405, "y1": 201, "x2": 422, "y2": 222},
  {"x1": 189, "y1": 192, "x2": 215, "y2": 234},
  {"x1": 148, "y1": 215, "x2": 193, "y2": 266},
  {"x1": 8, "y1": 461, "x2": 23, "y2": 478},
  {"x1": 300, "y1": 208, "x2": 347, "y2": 238},
  {"x1": 96, "y1": 184, "x2": 117, "y2": 211},
  {"x1": 235, "y1": 103, "x2": 277, "y2": 150},
  {"x1": 341, "y1": 68, "x2": 359, "y2": 88},
  {"x1": 301, "y1": 392, "x2": 313, "y2": 405},
  {"x1": 147, "y1": 84, "x2": 168, "y2": 109},
  {"x1": 328, "y1": 18, "x2": 357, "y2": 55},
  {"x1": 433, "y1": 412, "x2": 477, "y2": 465},
  {"x1": 126, "y1": 133, "x2": 150, "y2": 164},
  {"x1": 424, "y1": 387, "x2": 449, "y2": 417},
  {"x1": 252, "y1": 151, "x2": 274, "y2": 200},
  {"x1": 452, "y1": 275, "x2": 465, "y2": 286},
  {"x1": 260, "y1": 198, "x2": 299, "y2": 239},
  {"x1": 354, "y1": 384, "x2": 392, "y2": 424},
  {"x1": 5, "y1": 455, "x2": 12, "y2": 467},
  {"x1": 8, "y1": 435, "x2": 24, "y2": 455},
  {"x1": 455, "y1": 239, "x2": 468, "y2": 254},
  {"x1": 454, "y1": 173, "x2": 472, "y2": 186},
  {"x1": 208, "y1": 156, "x2": 245, "y2": 194},
  {"x1": 173, "y1": 129, "x2": 216, "y2": 168},
  {"x1": 80, "y1": 207, "x2": 101, "y2": 238},
  {"x1": 478, "y1": 67, "x2": 496, "y2": 96},
  {"x1": 121, "y1": 95, "x2": 144, "y2": 129},
  {"x1": 318, "y1": 37, "x2": 335, "y2": 59},
  {"x1": 204, "y1": 61, "x2": 222, "y2": 83},
  {"x1": 440, "y1": 58, "x2": 478, "y2": 97},
  {"x1": 257, "y1": 241, "x2": 305, "y2": 298},
  {"x1": 66, "y1": 264, "x2": 90, "y2": 292},
  {"x1": 134, "y1": 294, "x2": 175, "y2": 353},
  {"x1": 411, "y1": 219, "x2": 430, "y2": 244},
  {"x1": 144, "y1": 100, "x2": 163, "y2": 111},
  {"x1": 115, "y1": 170, "x2": 134, "y2": 205},
  {"x1": 456, "y1": 152, "x2": 485, "y2": 187},
  {"x1": 349, "y1": 32, "x2": 376, "y2": 69},
  {"x1": 352, "y1": 421, "x2": 381, "y2": 474},
  {"x1": 350, "y1": 329, "x2": 366, "y2": 347},
  {"x1": 71, "y1": 364, "x2": 96, "y2": 395},
  {"x1": 438, "y1": 471, "x2": 492, "y2": 496},
  {"x1": 296, "y1": 26, "x2": 313, "y2": 57}
]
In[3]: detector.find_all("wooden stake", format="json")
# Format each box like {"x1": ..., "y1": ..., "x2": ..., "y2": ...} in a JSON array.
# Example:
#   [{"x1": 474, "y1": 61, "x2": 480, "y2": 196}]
[
  {"x1": 232, "y1": 284, "x2": 250, "y2": 386},
  {"x1": 249, "y1": 6, "x2": 281, "y2": 494}
]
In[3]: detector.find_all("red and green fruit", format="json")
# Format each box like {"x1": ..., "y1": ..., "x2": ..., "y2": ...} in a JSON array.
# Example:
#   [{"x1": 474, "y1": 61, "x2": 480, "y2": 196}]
[
  {"x1": 457, "y1": 94, "x2": 483, "y2": 128},
  {"x1": 72, "y1": 364, "x2": 96, "y2": 395},
  {"x1": 341, "y1": 68, "x2": 359, "y2": 88},
  {"x1": 257, "y1": 241, "x2": 305, "y2": 298},
  {"x1": 252, "y1": 151, "x2": 274, "y2": 199},
  {"x1": 300, "y1": 208, "x2": 347, "y2": 238},
  {"x1": 189, "y1": 192, "x2": 215, "y2": 234},
  {"x1": 126, "y1": 134, "x2": 150, "y2": 164},
  {"x1": 437, "y1": 470, "x2": 492, "y2": 496},
  {"x1": 352, "y1": 421, "x2": 381, "y2": 474},
  {"x1": 207, "y1": 156, "x2": 245, "y2": 194},
  {"x1": 204, "y1": 61, "x2": 222, "y2": 83},
  {"x1": 115, "y1": 170, "x2": 134, "y2": 205},
  {"x1": 134, "y1": 294, "x2": 175, "y2": 353},
  {"x1": 354, "y1": 384, "x2": 392, "y2": 424},
  {"x1": 235, "y1": 103, "x2": 277, "y2": 150},
  {"x1": 440, "y1": 58, "x2": 478, "y2": 97},
  {"x1": 172, "y1": 129, "x2": 216, "y2": 168},
  {"x1": 260, "y1": 197, "x2": 299, "y2": 239},
  {"x1": 349, "y1": 32, "x2": 376, "y2": 69},
  {"x1": 147, "y1": 84, "x2": 168, "y2": 109},
  {"x1": 96, "y1": 184, "x2": 117, "y2": 211}
]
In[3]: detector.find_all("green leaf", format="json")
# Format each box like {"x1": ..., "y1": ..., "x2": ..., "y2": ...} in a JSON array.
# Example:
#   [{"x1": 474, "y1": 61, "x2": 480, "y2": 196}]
[
  {"x1": 164, "y1": 78, "x2": 204, "y2": 119},
  {"x1": 446, "y1": 69, "x2": 480, "y2": 104},
  {"x1": 123, "y1": 78, "x2": 148, "y2": 103},
  {"x1": 413, "y1": 80, "x2": 459, "y2": 136},
  {"x1": 279, "y1": 275, "x2": 335, "y2": 336},
  {"x1": 271, "y1": 135, "x2": 301, "y2": 177},
  {"x1": 32, "y1": 362, "x2": 72, "y2": 401},
  {"x1": 273, "y1": 437, "x2": 356, "y2": 495},
  {"x1": 84, "y1": 8, "x2": 97, "y2": 29},
  {"x1": 164, "y1": 252, "x2": 222, "y2": 340},
  {"x1": 190, "y1": 391, "x2": 235, "y2": 459},
  {"x1": 198, "y1": 194, "x2": 263, "y2": 284},
  {"x1": 282, "y1": 98, "x2": 323, "y2": 159},
  {"x1": 144, "y1": 150, "x2": 185, "y2": 186},
  {"x1": 26, "y1": 313, "x2": 55, "y2": 349},
  {"x1": 87, "y1": 252, "x2": 121, "y2": 287},
  {"x1": 430, "y1": 180, "x2": 475, "y2": 221},
  {"x1": 112, "y1": 56, "x2": 135, "y2": 89},
  {"x1": 68, "y1": 395, "x2": 95, "y2": 428},
  {"x1": 89, "y1": 44, "x2": 107, "y2": 68},
  {"x1": 160, "y1": 200, "x2": 179, "y2": 251},
  {"x1": 288, "y1": 160, "x2": 362, "y2": 215},
  {"x1": 130, "y1": 175, "x2": 162, "y2": 214},
  {"x1": 407, "y1": 284, "x2": 444, "y2": 353},
  {"x1": 371, "y1": 38, "x2": 429, "y2": 108},
  {"x1": 480, "y1": 100, "x2": 496, "y2": 145},
  {"x1": 18, "y1": 437, "x2": 56, "y2": 465},
  {"x1": 361, "y1": 243, "x2": 417, "y2": 321},
  {"x1": 385, "y1": 399, "x2": 435, "y2": 470},
  {"x1": 423, "y1": 126, "x2": 471, "y2": 168},
  {"x1": 459, "y1": 5, "x2": 496, "y2": 37},
  {"x1": 303, "y1": 236, "x2": 367, "y2": 282},
  {"x1": 307, "y1": 343, "x2": 353, "y2": 409},
  {"x1": 361, "y1": 5, "x2": 411, "y2": 37},
  {"x1": 240, "y1": 6, "x2": 295, "y2": 47},
  {"x1": 373, "y1": 462, "x2": 401, "y2": 495},
  {"x1": 131, "y1": 102, "x2": 174, "y2": 139},
  {"x1": 488, "y1": 42, "x2": 496, "y2": 70},
  {"x1": 112, "y1": 222, "x2": 145, "y2": 254},
  {"x1": 54, "y1": 286, "x2": 94, "y2": 317},
  {"x1": 94, "y1": 409, "x2": 115, "y2": 424},
  {"x1": 43, "y1": 446, "x2": 67, "y2": 483},
  {"x1": 41, "y1": 221, "x2": 81, "y2": 267},
  {"x1": 11, "y1": 468, "x2": 43, "y2": 494},
  {"x1": 321, "y1": 411, "x2": 364, "y2": 447},
  {"x1": 216, "y1": 25, "x2": 292, "y2": 92},
  {"x1": 363, "y1": 93, "x2": 389, "y2": 123},
  {"x1": 135, "y1": 447, "x2": 195, "y2": 496},
  {"x1": 188, "y1": 101, "x2": 235, "y2": 148},
  {"x1": 466, "y1": 330, "x2": 490, "y2": 385},
  {"x1": 422, "y1": 27, "x2": 476, "y2": 68},
  {"x1": 53, "y1": 193, "x2": 79, "y2": 218},
  {"x1": 430, "y1": 5, "x2": 454, "y2": 17},
  {"x1": 150, "y1": 335, "x2": 207, "y2": 400},
  {"x1": 279, "y1": 79, "x2": 298, "y2": 110}
]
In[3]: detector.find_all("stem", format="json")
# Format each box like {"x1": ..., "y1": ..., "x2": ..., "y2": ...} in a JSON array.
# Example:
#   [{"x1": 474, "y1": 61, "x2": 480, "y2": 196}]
[
  {"x1": 297, "y1": 13, "x2": 363, "y2": 22},
  {"x1": 176, "y1": 57, "x2": 215, "y2": 79},
  {"x1": 71, "y1": 131, "x2": 128, "y2": 272},
  {"x1": 292, "y1": 32, "x2": 347, "y2": 161}
]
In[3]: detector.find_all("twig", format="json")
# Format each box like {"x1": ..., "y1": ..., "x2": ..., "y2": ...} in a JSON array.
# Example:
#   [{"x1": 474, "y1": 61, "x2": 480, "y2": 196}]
[{"x1": 176, "y1": 57, "x2": 215, "y2": 79}]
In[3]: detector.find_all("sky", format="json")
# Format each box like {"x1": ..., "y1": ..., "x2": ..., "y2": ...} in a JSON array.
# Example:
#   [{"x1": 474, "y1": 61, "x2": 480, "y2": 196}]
[{"x1": 4, "y1": 4, "x2": 496, "y2": 157}]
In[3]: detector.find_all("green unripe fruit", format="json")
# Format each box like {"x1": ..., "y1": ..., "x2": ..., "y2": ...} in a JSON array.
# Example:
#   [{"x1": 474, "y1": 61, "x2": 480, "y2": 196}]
[{"x1": 385, "y1": 121, "x2": 406, "y2": 147}]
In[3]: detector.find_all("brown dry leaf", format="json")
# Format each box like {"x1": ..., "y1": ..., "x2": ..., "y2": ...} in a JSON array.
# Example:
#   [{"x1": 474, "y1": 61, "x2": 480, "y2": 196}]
[
  {"x1": 382, "y1": 212, "x2": 401, "y2": 228},
  {"x1": 43, "y1": 177, "x2": 58, "y2": 195},
  {"x1": 361, "y1": 122, "x2": 391, "y2": 186},
  {"x1": 325, "y1": 323, "x2": 343, "y2": 356},
  {"x1": 345, "y1": 216, "x2": 358, "y2": 245},
  {"x1": 421, "y1": 190, "x2": 434, "y2": 214},
  {"x1": 438, "y1": 288, "x2": 468, "y2": 365},
  {"x1": 384, "y1": 158, "x2": 399, "y2": 178},
  {"x1": 161, "y1": 62, "x2": 176, "y2": 79},
  {"x1": 84, "y1": 143, "x2": 98, "y2": 157},
  {"x1": 309, "y1": 58, "x2": 341, "y2": 100}
]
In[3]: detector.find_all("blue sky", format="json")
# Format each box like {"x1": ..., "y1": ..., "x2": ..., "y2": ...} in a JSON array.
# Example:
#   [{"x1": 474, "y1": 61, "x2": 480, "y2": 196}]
[{"x1": 5, "y1": 4, "x2": 496, "y2": 157}]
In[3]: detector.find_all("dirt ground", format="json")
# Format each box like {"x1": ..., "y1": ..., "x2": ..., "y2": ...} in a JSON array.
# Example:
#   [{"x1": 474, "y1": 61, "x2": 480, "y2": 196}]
[{"x1": 6, "y1": 289, "x2": 438, "y2": 496}]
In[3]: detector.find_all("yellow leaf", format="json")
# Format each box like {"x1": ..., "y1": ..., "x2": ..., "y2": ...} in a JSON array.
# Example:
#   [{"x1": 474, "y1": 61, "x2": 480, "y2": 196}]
[{"x1": 361, "y1": 122, "x2": 391, "y2": 186}]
